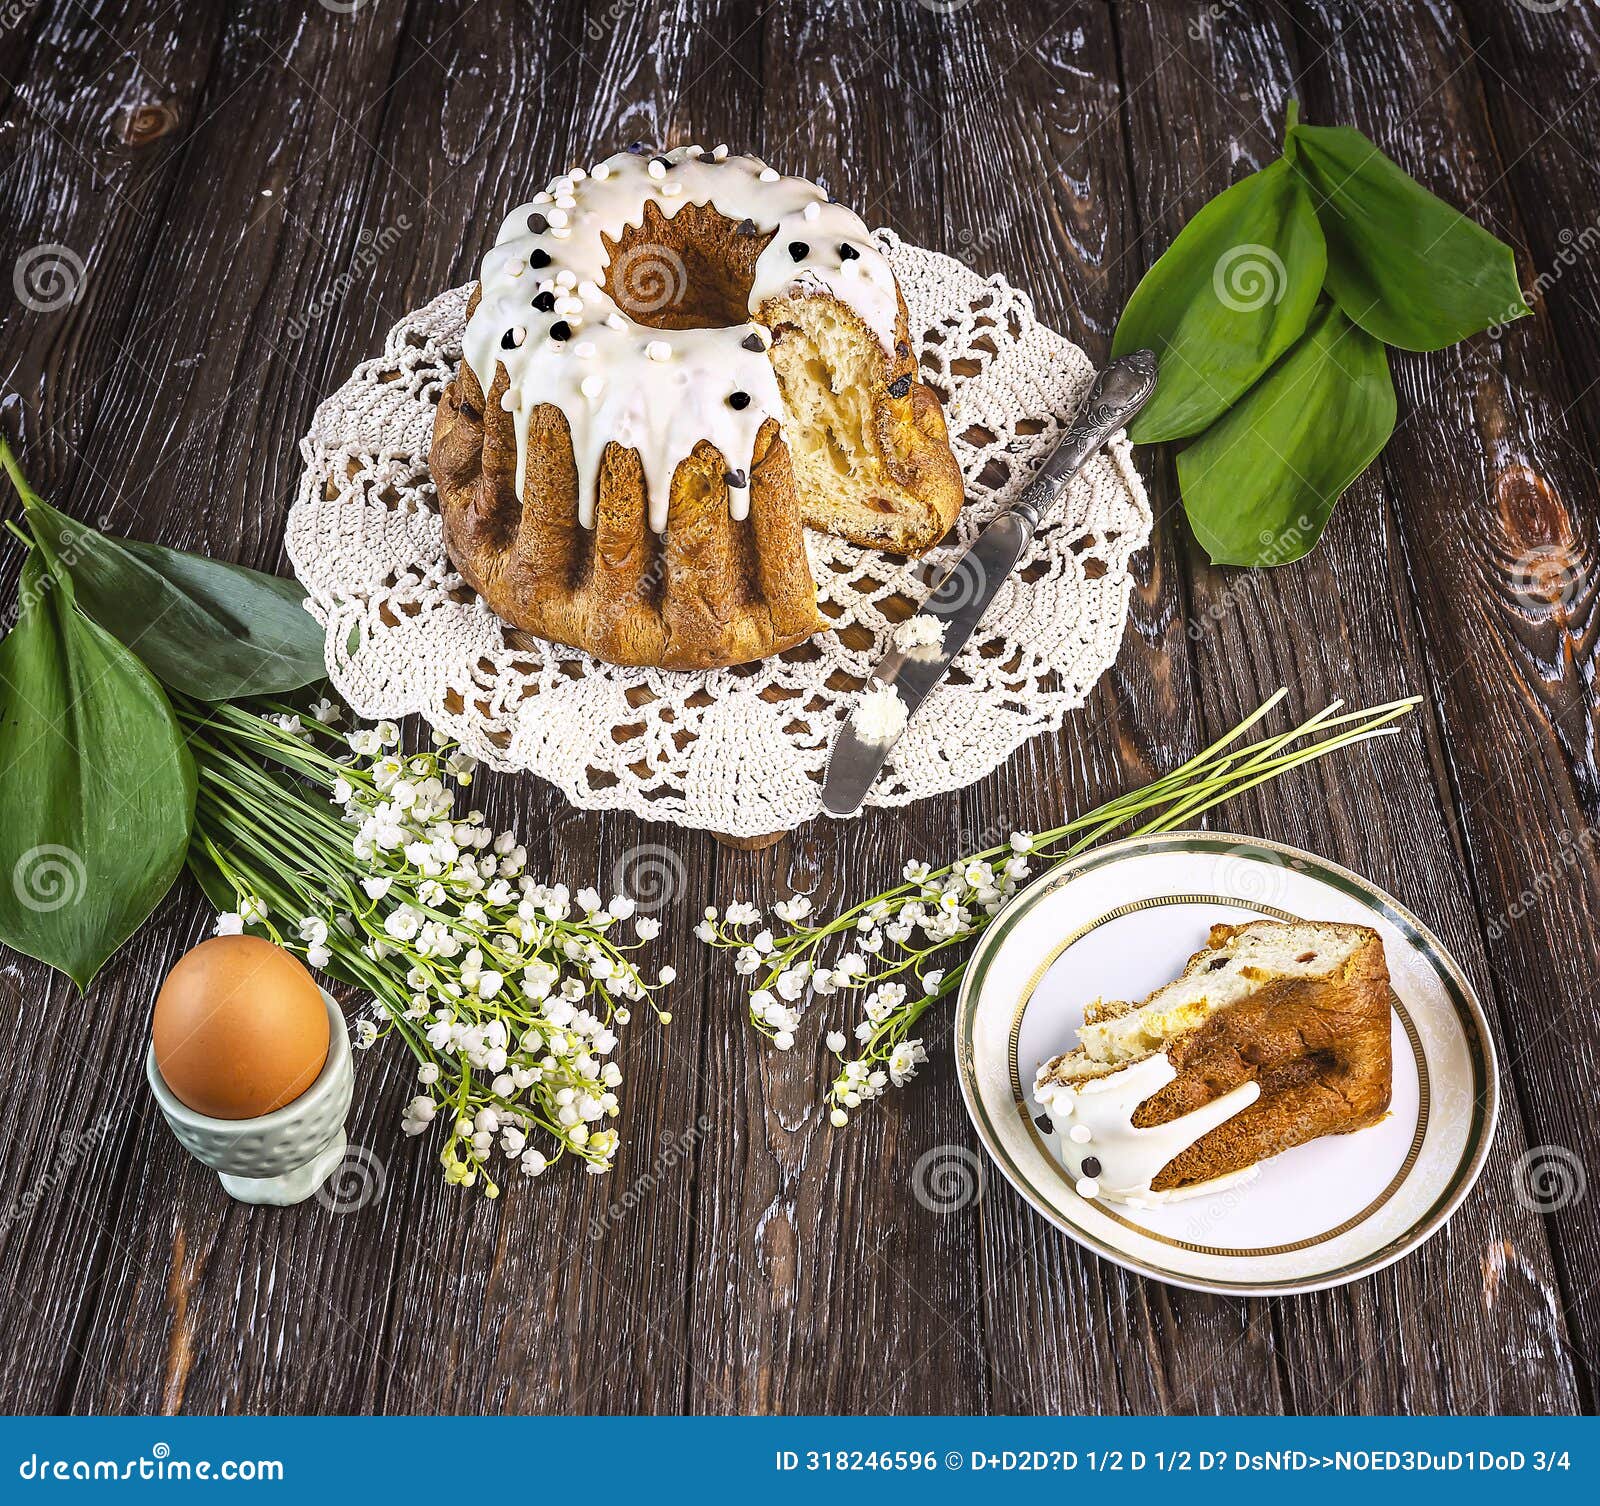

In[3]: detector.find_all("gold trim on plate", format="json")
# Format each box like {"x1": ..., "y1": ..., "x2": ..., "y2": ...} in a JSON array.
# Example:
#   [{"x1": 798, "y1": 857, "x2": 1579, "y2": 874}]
[
  {"x1": 954, "y1": 833, "x2": 1497, "y2": 1294},
  {"x1": 1005, "y1": 895, "x2": 1430, "y2": 1254}
]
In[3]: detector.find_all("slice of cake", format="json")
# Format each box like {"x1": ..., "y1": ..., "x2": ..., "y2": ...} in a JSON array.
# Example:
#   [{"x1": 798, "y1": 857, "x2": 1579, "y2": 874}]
[{"x1": 1033, "y1": 920, "x2": 1392, "y2": 1206}]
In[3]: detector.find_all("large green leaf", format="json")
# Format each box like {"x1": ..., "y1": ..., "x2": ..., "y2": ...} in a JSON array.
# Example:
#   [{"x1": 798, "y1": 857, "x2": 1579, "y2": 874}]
[
  {"x1": 0, "y1": 552, "x2": 196, "y2": 991},
  {"x1": 1, "y1": 442, "x2": 325, "y2": 700},
  {"x1": 1177, "y1": 302, "x2": 1396, "y2": 567},
  {"x1": 1114, "y1": 158, "x2": 1327, "y2": 443},
  {"x1": 1287, "y1": 122, "x2": 1530, "y2": 351}
]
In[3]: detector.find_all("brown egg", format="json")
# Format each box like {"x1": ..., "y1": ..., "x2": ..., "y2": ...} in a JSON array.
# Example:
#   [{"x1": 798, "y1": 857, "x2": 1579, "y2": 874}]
[{"x1": 153, "y1": 936, "x2": 330, "y2": 1120}]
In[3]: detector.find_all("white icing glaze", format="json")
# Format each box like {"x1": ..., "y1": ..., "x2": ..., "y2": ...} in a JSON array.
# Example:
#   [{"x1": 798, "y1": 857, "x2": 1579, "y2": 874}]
[
  {"x1": 893, "y1": 614, "x2": 946, "y2": 655},
  {"x1": 1033, "y1": 1051, "x2": 1261, "y2": 1206},
  {"x1": 461, "y1": 145, "x2": 903, "y2": 533},
  {"x1": 855, "y1": 683, "x2": 908, "y2": 743}
]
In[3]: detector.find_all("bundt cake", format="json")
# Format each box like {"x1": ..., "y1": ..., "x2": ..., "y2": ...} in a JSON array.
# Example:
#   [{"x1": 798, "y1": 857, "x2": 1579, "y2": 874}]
[
  {"x1": 1033, "y1": 920, "x2": 1393, "y2": 1206},
  {"x1": 430, "y1": 144, "x2": 965, "y2": 671}
]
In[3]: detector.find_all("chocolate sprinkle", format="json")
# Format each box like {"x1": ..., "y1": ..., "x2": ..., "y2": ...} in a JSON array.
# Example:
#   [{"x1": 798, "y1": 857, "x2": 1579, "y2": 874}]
[
  {"x1": 740, "y1": 332, "x2": 765, "y2": 352},
  {"x1": 728, "y1": 390, "x2": 751, "y2": 410},
  {"x1": 500, "y1": 329, "x2": 520, "y2": 350},
  {"x1": 887, "y1": 374, "x2": 911, "y2": 399},
  {"x1": 528, "y1": 213, "x2": 548, "y2": 235},
  {"x1": 532, "y1": 290, "x2": 556, "y2": 313},
  {"x1": 1080, "y1": 1156, "x2": 1102, "y2": 1179},
  {"x1": 735, "y1": 218, "x2": 758, "y2": 237},
  {"x1": 788, "y1": 241, "x2": 809, "y2": 261},
  {"x1": 724, "y1": 468, "x2": 748, "y2": 489},
  {"x1": 650, "y1": 155, "x2": 672, "y2": 172},
  {"x1": 549, "y1": 320, "x2": 572, "y2": 341},
  {"x1": 839, "y1": 243, "x2": 859, "y2": 260},
  {"x1": 529, "y1": 248, "x2": 550, "y2": 268}
]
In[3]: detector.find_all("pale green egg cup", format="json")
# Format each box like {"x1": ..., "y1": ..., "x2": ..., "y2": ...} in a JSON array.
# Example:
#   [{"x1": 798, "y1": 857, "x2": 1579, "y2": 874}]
[{"x1": 146, "y1": 988, "x2": 353, "y2": 1206}]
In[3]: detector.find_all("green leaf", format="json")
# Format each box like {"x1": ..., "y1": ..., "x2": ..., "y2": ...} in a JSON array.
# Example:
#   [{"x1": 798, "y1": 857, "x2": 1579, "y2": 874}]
[
  {"x1": 1114, "y1": 158, "x2": 1327, "y2": 443},
  {"x1": 1176, "y1": 302, "x2": 1396, "y2": 567},
  {"x1": 1286, "y1": 122, "x2": 1530, "y2": 351},
  {"x1": 1, "y1": 440, "x2": 325, "y2": 700},
  {"x1": 0, "y1": 552, "x2": 196, "y2": 991}
]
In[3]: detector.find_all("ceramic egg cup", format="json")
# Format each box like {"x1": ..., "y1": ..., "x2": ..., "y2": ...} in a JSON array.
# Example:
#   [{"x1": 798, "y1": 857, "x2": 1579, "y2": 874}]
[{"x1": 146, "y1": 988, "x2": 353, "y2": 1206}]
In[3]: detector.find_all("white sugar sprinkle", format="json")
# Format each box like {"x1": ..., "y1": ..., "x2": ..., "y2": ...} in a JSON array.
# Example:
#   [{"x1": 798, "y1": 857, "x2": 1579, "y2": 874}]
[{"x1": 646, "y1": 340, "x2": 672, "y2": 362}]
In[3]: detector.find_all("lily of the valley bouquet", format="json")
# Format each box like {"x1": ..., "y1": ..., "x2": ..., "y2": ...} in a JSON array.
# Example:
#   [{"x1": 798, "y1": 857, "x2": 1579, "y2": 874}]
[{"x1": 0, "y1": 439, "x2": 667, "y2": 1194}]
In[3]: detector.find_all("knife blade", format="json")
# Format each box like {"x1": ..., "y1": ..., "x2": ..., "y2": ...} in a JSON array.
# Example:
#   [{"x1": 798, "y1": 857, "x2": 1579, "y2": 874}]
[{"x1": 820, "y1": 349, "x2": 1159, "y2": 818}]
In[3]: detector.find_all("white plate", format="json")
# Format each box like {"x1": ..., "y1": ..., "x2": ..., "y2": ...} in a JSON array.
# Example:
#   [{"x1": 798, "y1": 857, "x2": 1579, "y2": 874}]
[{"x1": 954, "y1": 831, "x2": 1498, "y2": 1294}]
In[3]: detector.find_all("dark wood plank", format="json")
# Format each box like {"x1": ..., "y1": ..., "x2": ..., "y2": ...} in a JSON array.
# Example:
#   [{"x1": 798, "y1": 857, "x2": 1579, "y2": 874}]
[
  {"x1": 345, "y1": 0, "x2": 730, "y2": 1417},
  {"x1": 1115, "y1": 0, "x2": 1581, "y2": 1413},
  {"x1": 937, "y1": 0, "x2": 1284, "y2": 1415},
  {"x1": 1455, "y1": 0, "x2": 1600, "y2": 462},
  {"x1": 1286, "y1": 0, "x2": 1599, "y2": 1410},
  {"x1": 2, "y1": 0, "x2": 431, "y2": 1415},
  {"x1": 0, "y1": 0, "x2": 237, "y2": 1416},
  {"x1": 0, "y1": 0, "x2": 227, "y2": 543},
  {"x1": 685, "y1": 0, "x2": 990, "y2": 1416},
  {"x1": 0, "y1": 0, "x2": 1596, "y2": 1419}
]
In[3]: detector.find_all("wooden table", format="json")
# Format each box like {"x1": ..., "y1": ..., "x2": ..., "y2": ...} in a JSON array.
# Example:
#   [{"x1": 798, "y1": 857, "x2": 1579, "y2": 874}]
[{"x1": 1, "y1": 0, "x2": 1596, "y2": 1418}]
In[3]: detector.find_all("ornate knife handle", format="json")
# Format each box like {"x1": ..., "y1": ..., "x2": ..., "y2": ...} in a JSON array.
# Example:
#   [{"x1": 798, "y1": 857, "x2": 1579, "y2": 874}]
[{"x1": 1013, "y1": 349, "x2": 1159, "y2": 531}]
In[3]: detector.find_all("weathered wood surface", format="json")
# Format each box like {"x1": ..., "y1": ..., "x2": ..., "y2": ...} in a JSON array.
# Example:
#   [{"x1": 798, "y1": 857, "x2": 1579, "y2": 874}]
[{"x1": 0, "y1": 0, "x2": 1595, "y2": 1416}]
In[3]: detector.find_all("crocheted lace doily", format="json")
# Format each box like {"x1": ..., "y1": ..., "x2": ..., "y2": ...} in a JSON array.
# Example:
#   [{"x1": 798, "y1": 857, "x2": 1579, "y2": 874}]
[{"x1": 287, "y1": 232, "x2": 1150, "y2": 837}]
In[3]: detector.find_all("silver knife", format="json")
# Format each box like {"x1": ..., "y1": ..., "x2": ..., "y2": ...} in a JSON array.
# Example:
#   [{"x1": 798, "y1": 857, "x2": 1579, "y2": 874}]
[{"x1": 820, "y1": 349, "x2": 1159, "y2": 818}]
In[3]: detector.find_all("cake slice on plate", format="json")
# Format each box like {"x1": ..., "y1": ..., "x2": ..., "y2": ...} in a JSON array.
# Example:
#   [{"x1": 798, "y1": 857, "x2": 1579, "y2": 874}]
[{"x1": 1033, "y1": 919, "x2": 1392, "y2": 1206}]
